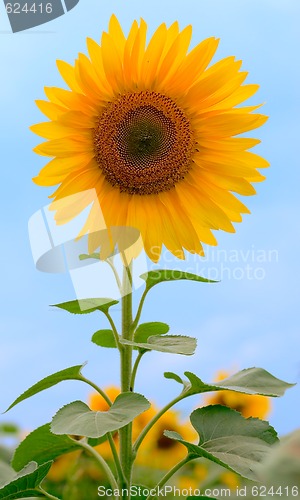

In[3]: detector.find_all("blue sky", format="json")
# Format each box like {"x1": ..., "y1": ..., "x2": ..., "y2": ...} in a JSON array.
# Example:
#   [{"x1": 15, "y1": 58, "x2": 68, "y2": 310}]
[{"x1": 0, "y1": 0, "x2": 299, "y2": 441}]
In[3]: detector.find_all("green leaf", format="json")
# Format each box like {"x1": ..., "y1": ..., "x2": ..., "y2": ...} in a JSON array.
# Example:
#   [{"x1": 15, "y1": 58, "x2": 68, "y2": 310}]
[
  {"x1": 12, "y1": 424, "x2": 81, "y2": 472},
  {"x1": 52, "y1": 298, "x2": 118, "y2": 315},
  {"x1": 134, "y1": 322, "x2": 169, "y2": 343},
  {"x1": 140, "y1": 269, "x2": 217, "y2": 290},
  {"x1": 0, "y1": 461, "x2": 52, "y2": 499},
  {"x1": 5, "y1": 364, "x2": 87, "y2": 412},
  {"x1": 187, "y1": 498, "x2": 218, "y2": 500},
  {"x1": 51, "y1": 392, "x2": 150, "y2": 438},
  {"x1": 91, "y1": 329, "x2": 117, "y2": 348},
  {"x1": 120, "y1": 335, "x2": 197, "y2": 355},
  {"x1": 165, "y1": 367, "x2": 294, "y2": 397},
  {"x1": 165, "y1": 405, "x2": 278, "y2": 481}
]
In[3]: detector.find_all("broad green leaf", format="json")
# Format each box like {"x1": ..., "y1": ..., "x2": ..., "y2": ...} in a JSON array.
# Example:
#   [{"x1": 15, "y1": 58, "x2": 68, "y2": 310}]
[
  {"x1": 0, "y1": 461, "x2": 52, "y2": 499},
  {"x1": 134, "y1": 322, "x2": 170, "y2": 343},
  {"x1": 92, "y1": 329, "x2": 117, "y2": 348},
  {"x1": 140, "y1": 270, "x2": 217, "y2": 290},
  {"x1": 5, "y1": 364, "x2": 87, "y2": 412},
  {"x1": 52, "y1": 297, "x2": 118, "y2": 315},
  {"x1": 187, "y1": 498, "x2": 218, "y2": 499},
  {"x1": 120, "y1": 335, "x2": 197, "y2": 355},
  {"x1": 51, "y1": 392, "x2": 150, "y2": 438},
  {"x1": 165, "y1": 405, "x2": 278, "y2": 481},
  {"x1": 165, "y1": 367, "x2": 294, "y2": 397},
  {"x1": 12, "y1": 424, "x2": 81, "y2": 472}
]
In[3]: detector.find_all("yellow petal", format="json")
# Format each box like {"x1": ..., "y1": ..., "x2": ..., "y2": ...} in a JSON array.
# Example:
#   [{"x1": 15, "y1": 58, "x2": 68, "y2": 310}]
[
  {"x1": 35, "y1": 99, "x2": 66, "y2": 120},
  {"x1": 108, "y1": 14, "x2": 126, "y2": 60},
  {"x1": 101, "y1": 31, "x2": 124, "y2": 93},
  {"x1": 165, "y1": 37, "x2": 219, "y2": 94},
  {"x1": 33, "y1": 153, "x2": 94, "y2": 186},
  {"x1": 33, "y1": 134, "x2": 93, "y2": 157},
  {"x1": 141, "y1": 23, "x2": 168, "y2": 88},
  {"x1": 156, "y1": 24, "x2": 192, "y2": 87},
  {"x1": 56, "y1": 60, "x2": 83, "y2": 93},
  {"x1": 130, "y1": 18, "x2": 147, "y2": 84},
  {"x1": 194, "y1": 112, "x2": 268, "y2": 138}
]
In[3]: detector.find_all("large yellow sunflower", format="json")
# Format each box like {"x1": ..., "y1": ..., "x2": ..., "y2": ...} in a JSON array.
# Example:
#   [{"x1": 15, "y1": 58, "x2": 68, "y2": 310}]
[{"x1": 32, "y1": 15, "x2": 268, "y2": 262}]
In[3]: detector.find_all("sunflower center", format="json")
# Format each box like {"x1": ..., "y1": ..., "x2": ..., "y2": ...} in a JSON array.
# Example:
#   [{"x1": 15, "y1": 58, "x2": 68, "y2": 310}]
[{"x1": 94, "y1": 91, "x2": 194, "y2": 195}]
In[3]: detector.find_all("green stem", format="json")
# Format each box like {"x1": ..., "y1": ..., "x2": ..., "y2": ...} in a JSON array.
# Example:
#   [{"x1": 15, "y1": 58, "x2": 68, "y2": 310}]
[
  {"x1": 38, "y1": 486, "x2": 61, "y2": 500},
  {"x1": 107, "y1": 432, "x2": 125, "y2": 484},
  {"x1": 133, "y1": 393, "x2": 184, "y2": 455},
  {"x1": 104, "y1": 310, "x2": 123, "y2": 351},
  {"x1": 75, "y1": 439, "x2": 119, "y2": 494},
  {"x1": 130, "y1": 350, "x2": 146, "y2": 391},
  {"x1": 80, "y1": 376, "x2": 112, "y2": 407},
  {"x1": 145, "y1": 457, "x2": 191, "y2": 500},
  {"x1": 131, "y1": 288, "x2": 148, "y2": 331},
  {"x1": 119, "y1": 262, "x2": 134, "y2": 497}
]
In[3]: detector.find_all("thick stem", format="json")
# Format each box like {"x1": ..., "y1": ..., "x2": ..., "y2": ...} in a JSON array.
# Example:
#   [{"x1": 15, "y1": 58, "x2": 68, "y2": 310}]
[{"x1": 119, "y1": 262, "x2": 134, "y2": 497}]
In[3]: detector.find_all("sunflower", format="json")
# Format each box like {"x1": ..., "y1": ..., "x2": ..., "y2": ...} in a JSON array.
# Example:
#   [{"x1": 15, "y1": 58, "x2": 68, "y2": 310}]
[
  {"x1": 32, "y1": 15, "x2": 268, "y2": 262},
  {"x1": 204, "y1": 370, "x2": 271, "y2": 419},
  {"x1": 137, "y1": 409, "x2": 197, "y2": 470}
]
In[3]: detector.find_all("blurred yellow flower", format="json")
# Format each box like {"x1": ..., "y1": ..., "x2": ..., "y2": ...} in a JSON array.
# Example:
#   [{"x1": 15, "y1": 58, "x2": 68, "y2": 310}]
[
  {"x1": 220, "y1": 471, "x2": 240, "y2": 489},
  {"x1": 204, "y1": 370, "x2": 271, "y2": 419},
  {"x1": 138, "y1": 409, "x2": 197, "y2": 470}
]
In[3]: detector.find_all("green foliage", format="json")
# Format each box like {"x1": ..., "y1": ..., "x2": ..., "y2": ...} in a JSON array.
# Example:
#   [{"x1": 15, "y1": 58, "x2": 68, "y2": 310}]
[
  {"x1": 140, "y1": 270, "x2": 217, "y2": 290},
  {"x1": 5, "y1": 364, "x2": 87, "y2": 412},
  {"x1": 165, "y1": 367, "x2": 294, "y2": 397},
  {"x1": 0, "y1": 424, "x2": 20, "y2": 435},
  {"x1": 165, "y1": 405, "x2": 278, "y2": 481},
  {"x1": 52, "y1": 298, "x2": 118, "y2": 315},
  {"x1": 51, "y1": 392, "x2": 150, "y2": 438},
  {"x1": 134, "y1": 322, "x2": 170, "y2": 343},
  {"x1": 91, "y1": 329, "x2": 117, "y2": 348},
  {"x1": 0, "y1": 461, "x2": 52, "y2": 499},
  {"x1": 256, "y1": 429, "x2": 300, "y2": 488},
  {"x1": 12, "y1": 424, "x2": 81, "y2": 472},
  {"x1": 120, "y1": 335, "x2": 197, "y2": 355}
]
